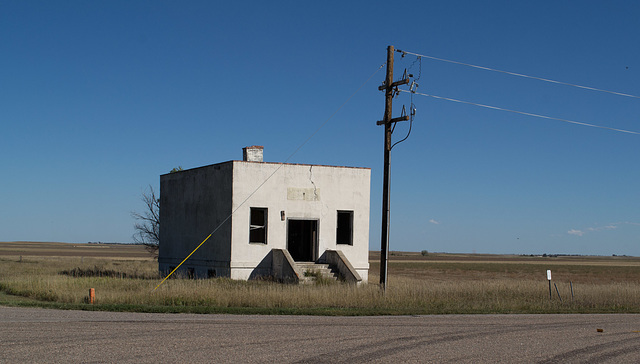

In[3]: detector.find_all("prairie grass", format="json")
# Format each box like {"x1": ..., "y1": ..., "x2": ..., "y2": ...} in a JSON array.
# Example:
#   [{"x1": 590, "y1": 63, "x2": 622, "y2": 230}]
[{"x1": 1, "y1": 254, "x2": 639, "y2": 315}]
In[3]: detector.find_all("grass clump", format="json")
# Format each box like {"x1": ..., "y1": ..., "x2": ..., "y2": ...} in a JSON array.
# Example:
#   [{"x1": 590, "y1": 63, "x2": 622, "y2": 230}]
[{"x1": 60, "y1": 265, "x2": 156, "y2": 279}]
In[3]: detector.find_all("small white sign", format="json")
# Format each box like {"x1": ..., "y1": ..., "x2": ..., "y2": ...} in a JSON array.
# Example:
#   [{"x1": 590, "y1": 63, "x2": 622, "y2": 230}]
[{"x1": 547, "y1": 270, "x2": 552, "y2": 281}]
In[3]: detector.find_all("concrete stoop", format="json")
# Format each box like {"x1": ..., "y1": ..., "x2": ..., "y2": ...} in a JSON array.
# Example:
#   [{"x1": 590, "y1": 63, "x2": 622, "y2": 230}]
[{"x1": 295, "y1": 262, "x2": 340, "y2": 284}]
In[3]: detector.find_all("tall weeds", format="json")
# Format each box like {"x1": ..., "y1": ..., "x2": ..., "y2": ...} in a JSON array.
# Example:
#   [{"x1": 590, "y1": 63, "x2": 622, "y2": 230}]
[{"x1": 1, "y1": 255, "x2": 639, "y2": 314}]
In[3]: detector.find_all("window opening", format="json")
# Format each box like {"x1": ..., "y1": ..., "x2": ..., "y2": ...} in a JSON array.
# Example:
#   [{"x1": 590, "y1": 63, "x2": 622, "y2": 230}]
[
  {"x1": 337, "y1": 210, "x2": 354, "y2": 245},
  {"x1": 250, "y1": 207, "x2": 268, "y2": 244}
]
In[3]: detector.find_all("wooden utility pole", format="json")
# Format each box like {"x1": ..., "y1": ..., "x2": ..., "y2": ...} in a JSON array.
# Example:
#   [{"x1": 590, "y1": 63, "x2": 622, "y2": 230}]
[{"x1": 377, "y1": 45, "x2": 409, "y2": 291}]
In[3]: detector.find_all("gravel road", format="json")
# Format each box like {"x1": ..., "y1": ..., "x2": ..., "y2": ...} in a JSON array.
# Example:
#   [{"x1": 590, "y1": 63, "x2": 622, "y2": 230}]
[{"x1": 1, "y1": 307, "x2": 639, "y2": 363}]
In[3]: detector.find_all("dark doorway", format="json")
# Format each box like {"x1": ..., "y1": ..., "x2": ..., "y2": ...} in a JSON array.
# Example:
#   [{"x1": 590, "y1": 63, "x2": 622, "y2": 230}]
[{"x1": 287, "y1": 219, "x2": 318, "y2": 262}]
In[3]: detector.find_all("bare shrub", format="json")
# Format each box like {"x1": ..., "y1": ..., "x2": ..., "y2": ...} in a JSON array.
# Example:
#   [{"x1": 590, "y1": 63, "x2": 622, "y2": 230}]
[{"x1": 132, "y1": 185, "x2": 160, "y2": 257}]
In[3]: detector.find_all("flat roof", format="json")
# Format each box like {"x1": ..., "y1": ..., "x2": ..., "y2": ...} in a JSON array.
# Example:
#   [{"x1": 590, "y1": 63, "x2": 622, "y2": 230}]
[{"x1": 161, "y1": 160, "x2": 370, "y2": 176}]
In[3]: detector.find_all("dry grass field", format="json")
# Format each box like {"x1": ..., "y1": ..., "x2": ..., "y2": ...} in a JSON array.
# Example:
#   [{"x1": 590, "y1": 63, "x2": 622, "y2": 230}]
[
  {"x1": 1, "y1": 241, "x2": 639, "y2": 315},
  {"x1": 0, "y1": 241, "x2": 151, "y2": 259}
]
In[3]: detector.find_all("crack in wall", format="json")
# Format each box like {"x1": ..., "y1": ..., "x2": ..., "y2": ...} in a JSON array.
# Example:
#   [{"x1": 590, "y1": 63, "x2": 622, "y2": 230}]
[{"x1": 309, "y1": 166, "x2": 318, "y2": 200}]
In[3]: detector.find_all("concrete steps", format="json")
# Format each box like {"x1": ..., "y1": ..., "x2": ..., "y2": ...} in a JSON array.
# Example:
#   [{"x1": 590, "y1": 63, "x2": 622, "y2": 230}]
[{"x1": 295, "y1": 262, "x2": 339, "y2": 284}]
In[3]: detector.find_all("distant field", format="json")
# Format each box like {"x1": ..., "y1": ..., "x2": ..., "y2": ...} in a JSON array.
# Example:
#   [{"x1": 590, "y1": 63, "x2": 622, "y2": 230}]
[
  {"x1": 1, "y1": 241, "x2": 639, "y2": 315},
  {"x1": 368, "y1": 251, "x2": 640, "y2": 284},
  {"x1": 370, "y1": 250, "x2": 640, "y2": 265},
  {"x1": 0, "y1": 241, "x2": 150, "y2": 259}
]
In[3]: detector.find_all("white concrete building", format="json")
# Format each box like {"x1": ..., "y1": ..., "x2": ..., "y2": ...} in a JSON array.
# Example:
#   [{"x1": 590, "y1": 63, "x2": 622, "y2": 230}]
[{"x1": 158, "y1": 146, "x2": 370, "y2": 283}]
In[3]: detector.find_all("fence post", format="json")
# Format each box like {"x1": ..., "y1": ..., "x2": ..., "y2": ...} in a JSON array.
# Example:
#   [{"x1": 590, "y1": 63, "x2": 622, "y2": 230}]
[
  {"x1": 570, "y1": 281, "x2": 574, "y2": 302},
  {"x1": 554, "y1": 283, "x2": 562, "y2": 302}
]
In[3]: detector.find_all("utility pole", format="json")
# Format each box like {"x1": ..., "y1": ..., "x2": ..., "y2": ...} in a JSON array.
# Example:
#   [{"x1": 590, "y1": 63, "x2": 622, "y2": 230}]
[{"x1": 377, "y1": 45, "x2": 409, "y2": 292}]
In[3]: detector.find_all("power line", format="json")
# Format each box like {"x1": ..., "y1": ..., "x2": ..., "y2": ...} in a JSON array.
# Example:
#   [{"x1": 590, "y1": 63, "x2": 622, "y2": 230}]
[
  {"x1": 401, "y1": 89, "x2": 640, "y2": 135},
  {"x1": 154, "y1": 63, "x2": 386, "y2": 290},
  {"x1": 397, "y1": 49, "x2": 640, "y2": 100}
]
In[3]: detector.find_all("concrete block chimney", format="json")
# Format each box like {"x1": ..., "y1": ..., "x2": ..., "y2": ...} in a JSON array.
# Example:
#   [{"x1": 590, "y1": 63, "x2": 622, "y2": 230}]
[{"x1": 243, "y1": 145, "x2": 264, "y2": 162}]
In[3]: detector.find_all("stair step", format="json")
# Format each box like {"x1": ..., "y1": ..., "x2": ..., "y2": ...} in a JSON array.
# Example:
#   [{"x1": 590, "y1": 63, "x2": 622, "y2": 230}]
[
  {"x1": 295, "y1": 262, "x2": 340, "y2": 283},
  {"x1": 297, "y1": 262, "x2": 329, "y2": 269}
]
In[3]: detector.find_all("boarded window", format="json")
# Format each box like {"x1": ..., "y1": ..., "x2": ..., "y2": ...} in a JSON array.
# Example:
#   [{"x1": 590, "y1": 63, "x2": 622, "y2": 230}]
[
  {"x1": 250, "y1": 207, "x2": 268, "y2": 244},
  {"x1": 336, "y1": 210, "x2": 353, "y2": 245}
]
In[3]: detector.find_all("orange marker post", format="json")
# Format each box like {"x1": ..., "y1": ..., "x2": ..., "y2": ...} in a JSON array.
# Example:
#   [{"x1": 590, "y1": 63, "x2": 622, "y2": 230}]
[{"x1": 89, "y1": 288, "x2": 95, "y2": 304}]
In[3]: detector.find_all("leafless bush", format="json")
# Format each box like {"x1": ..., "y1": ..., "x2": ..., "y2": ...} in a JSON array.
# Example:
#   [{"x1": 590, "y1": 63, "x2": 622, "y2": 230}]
[{"x1": 131, "y1": 185, "x2": 159, "y2": 256}]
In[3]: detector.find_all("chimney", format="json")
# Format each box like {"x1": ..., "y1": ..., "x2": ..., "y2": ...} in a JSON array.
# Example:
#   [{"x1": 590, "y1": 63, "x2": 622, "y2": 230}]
[{"x1": 242, "y1": 145, "x2": 264, "y2": 162}]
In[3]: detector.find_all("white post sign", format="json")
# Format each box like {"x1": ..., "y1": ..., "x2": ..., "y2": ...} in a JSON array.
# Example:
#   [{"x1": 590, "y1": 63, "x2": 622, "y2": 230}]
[{"x1": 547, "y1": 270, "x2": 552, "y2": 281}]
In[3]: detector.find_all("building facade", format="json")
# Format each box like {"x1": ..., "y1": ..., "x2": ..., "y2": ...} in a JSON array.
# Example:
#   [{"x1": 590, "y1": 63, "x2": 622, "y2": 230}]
[{"x1": 158, "y1": 146, "x2": 371, "y2": 282}]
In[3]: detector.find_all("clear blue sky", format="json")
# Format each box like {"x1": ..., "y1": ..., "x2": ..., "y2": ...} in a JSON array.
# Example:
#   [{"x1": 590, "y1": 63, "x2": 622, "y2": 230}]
[{"x1": 1, "y1": 1, "x2": 639, "y2": 255}]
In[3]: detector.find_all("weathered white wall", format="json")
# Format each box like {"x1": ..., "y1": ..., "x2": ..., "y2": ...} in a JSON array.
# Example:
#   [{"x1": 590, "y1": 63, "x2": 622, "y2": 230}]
[
  {"x1": 158, "y1": 162, "x2": 233, "y2": 278},
  {"x1": 230, "y1": 161, "x2": 370, "y2": 281}
]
